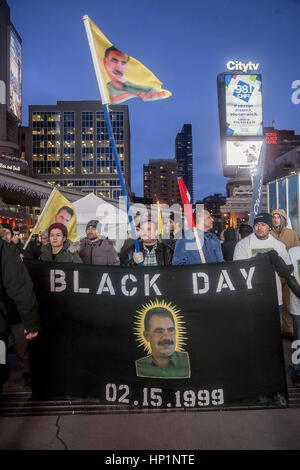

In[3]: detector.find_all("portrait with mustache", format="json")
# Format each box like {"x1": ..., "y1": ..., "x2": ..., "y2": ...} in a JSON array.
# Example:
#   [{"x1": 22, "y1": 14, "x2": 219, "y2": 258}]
[{"x1": 135, "y1": 307, "x2": 190, "y2": 379}]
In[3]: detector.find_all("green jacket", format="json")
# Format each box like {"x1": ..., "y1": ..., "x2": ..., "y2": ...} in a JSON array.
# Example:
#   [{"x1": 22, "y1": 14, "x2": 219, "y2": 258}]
[
  {"x1": 135, "y1": 351, "x2": 190, "y2": 379},
  {"x1": 39, "y1": 241, "x2": 82, "y2": 263}
]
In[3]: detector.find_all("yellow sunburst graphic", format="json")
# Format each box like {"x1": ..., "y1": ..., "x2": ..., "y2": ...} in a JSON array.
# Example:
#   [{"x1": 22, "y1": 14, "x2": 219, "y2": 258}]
[{"x1": 134, "y1": 299, "x2": 187, "y2": 355}]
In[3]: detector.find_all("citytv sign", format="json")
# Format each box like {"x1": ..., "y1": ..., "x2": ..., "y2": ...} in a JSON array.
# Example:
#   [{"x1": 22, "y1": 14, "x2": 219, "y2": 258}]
[{"x1": 226, "y1": 61, "x2": 259, "y2": 72}]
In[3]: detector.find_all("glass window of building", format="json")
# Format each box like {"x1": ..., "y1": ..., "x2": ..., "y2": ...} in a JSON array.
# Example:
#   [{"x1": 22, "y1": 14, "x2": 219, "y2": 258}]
[
  {"x1": 63, "y1": 111, "x2": 75, "y2": 175},
  {"x1": 278, "y1": 179, "x2": 287, "y2": 212},
  {"x1": 288, "y1": 174, "x2": 299, "y2": 234},
  {"x1": 81, "y1": 111, "x2": 94, "y2": 174},
  {"x1": 268, "y1": 182, "x2": 277, "y2": 212},
  {"x1": 32, "y1": 111, "x2": 61, "y2": 175}
]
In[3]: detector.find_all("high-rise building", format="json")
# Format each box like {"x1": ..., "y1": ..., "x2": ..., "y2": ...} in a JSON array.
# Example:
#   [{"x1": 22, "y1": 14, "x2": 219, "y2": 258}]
[
  {"x1": 143, "y1": 159, "x2": 181, "y2": 205},
  {"x1": 0, "y1": 0, "x2": 22, "y2": 158},
  {"x1": 264, "y1": 126, "x2": 300, "y2": 169},
  {"x1": 27, "y1": 100, "x2": 131, "y2": 200},
  {"x1": 175, "y1": 124, "x2": 193, "y2": 203}
]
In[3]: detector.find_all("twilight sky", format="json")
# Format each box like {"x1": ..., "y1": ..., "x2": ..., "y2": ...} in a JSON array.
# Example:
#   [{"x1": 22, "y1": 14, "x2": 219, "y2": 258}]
[{"x1": 8, "y1": 0, "x2": 300, "y2": 201}]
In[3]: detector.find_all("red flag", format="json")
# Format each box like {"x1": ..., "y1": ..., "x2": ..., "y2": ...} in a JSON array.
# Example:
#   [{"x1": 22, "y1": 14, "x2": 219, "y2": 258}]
[{"x1": 177, "y1": 178, "x2": 195, "y2": 229}]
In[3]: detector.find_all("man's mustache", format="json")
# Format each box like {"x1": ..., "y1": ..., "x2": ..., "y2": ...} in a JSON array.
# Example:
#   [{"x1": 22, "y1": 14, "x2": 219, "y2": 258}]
[
  {"x1": 113, "y1": 70, "x2": 123, "y2": 77},
  {"x1": 158, "y1": 339, "x2": 174, "y2": 346}
]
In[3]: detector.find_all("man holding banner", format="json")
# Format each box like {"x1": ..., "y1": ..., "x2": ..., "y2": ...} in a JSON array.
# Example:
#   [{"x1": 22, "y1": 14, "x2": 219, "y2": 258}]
[
  {"x1": 233, "y1": 213, "x2": 291, "y2": 312},
  {"x1": 172, "y1": 208, "x2": 223, "y2": 265}
]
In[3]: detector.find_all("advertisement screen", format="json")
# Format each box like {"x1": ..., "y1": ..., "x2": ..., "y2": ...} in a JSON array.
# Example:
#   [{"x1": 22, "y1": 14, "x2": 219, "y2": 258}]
[
  {"x1": 225, "y1": 74, "x2": 262, "y2": 136},
  {"x1": 226, "y1": 140, "x2": 263, "y2": 166},
  {"x1": 9, "y1": 27, "x2": 22, "y2": 121}
]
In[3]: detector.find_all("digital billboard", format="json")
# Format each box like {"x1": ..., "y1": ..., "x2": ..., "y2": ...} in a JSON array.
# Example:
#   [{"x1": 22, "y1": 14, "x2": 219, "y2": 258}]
[
  {"x1": 226, "y1": 140, "x2": 263, "y2": 167},
  {"x1": 9, "y1": 27, "x2": 22, "y2": 121},
  {"x1": 225, "y1": 74, "x2": 262, "y2": 136}
]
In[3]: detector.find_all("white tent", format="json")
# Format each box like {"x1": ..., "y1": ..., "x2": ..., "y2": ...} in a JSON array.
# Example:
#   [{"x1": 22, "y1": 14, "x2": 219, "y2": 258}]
[{"x1": 73, "y1": 193, "x2": 129, "y2": 252}]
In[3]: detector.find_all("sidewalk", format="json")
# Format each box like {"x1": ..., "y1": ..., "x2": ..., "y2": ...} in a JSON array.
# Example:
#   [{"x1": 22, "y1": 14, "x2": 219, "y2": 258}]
[{"x1": 0, "y1": 339, "x2": 300, "y2": 450}]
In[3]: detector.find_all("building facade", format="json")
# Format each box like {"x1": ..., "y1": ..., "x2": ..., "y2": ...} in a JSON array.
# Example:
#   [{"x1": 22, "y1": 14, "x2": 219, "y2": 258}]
[
  {"x1": 143, "y1": 159, "x2": 181, "y2": 206},
  {"x1": 196, "y1": 193, "x2": 226, "y2": 235},
  {"x1": 267, "y1": 146, "x2": 300, "y2": 236},
  {"x1": 27, "y1": 101, "x2": 131, "y2": 200},
  {"x1": 220, "y1": 177, "x2": 267, "y2": 229},
  {"x1": 264, "y1": 126, "x2": 300, "y2": 170},
  {"x1": 175, "y1": 124, "x2": 193, "y2": 203},
  {"x1": 0, "y1": 0, "x2": 22, "y2": 159}
]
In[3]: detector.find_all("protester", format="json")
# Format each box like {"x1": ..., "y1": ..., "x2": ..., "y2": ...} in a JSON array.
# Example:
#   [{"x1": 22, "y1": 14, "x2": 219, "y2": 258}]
[
  {"x1": 119, "y1": 218, "x2": 141, "y2": 260},
  {"x1": 0, "y1": 226, "x2": 35, "y2": 386},
  {"x1": 271, "y1": 209, "x2": 300, "y2": 250},
  {"x1": 0, "y1": 223, "x2": 13, "y2": 243},
  {"x1": 221, "y1": 227, "x2": 237, "y2": 261},
  {"x1": 79, "y1": 220, "x2": 120, "y2": 265},
  {"x1": 287, "y1": 245, "x2": 300, "y2": 387},
  {"x1": 39, "y1": 223, "x2": 82, "y2": 263},
  {"x1": 12, "y1": 226, "x2": 26, "y2": 259},
  {"x1": 120, "y1": 217, "x2": 174, "y2": 266},
  {"x1": 238, "y1": 223, "x2": 253, "y2": 240},
  {"x1": 25, "y1": 233, "x2": 41, "y2": 260},
  {"x1": 172, "y1": 209, "x2": 223, "y2": 265},
  {"x1": 0, "y1": 231, "x2": 40, "y2": 393},
  {"x1": 271, "y1": 209, "x2": 300, "y2": 340},
  {"x1": 233, "y1": 212, "x2": 291, "y2": 315},
  {"x1": 162, "y1": 214, "x2": 182, "y2": 252}
]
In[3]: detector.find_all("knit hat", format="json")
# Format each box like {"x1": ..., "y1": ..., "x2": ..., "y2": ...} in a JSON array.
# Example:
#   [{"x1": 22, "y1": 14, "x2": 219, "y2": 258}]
[
  {"x1": 48, "y1": 223, "x2": 68, "y2": 238},
  {"x1": 86, "y1": 219, "x2": 99, "y2": 229},
  {"x1": 253, "y1": 213, "x2": 273, "y2": 229}
]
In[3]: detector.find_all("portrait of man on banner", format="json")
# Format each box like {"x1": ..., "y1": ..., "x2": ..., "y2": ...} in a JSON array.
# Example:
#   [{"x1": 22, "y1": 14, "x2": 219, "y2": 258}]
[
  {"x1": 31, "y1": 189, "x2": 78, "y2": 243},
  {"x1": 87, "y1": 18, "x2": 172, "y2": 105},
  {"x1": 134, "y1": 300, "x2": 190, "y2": 379}
]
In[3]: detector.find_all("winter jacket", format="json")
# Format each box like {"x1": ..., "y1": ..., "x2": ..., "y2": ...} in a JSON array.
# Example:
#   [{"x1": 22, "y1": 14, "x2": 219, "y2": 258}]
[
  {"x1": 221, "y1": 227, "x2": 237, "y2": 261},
  {"x1": 120, "y1": 240, "x2": 174, "y2": 266},
  {"x1": 270, "y1": 209, "x2": 300, "y2": 251},
  {"x1": 79, "y1": 238, "x2": 120, "y2": 265},
  {"x1": 172, "y1": 228, "x2": 224, "y2": 265},
  {"x1": 0, "y1": 239, "x2": 40, "y2": 342},
  {"x1": 39, "y1": 241, "x2": 82, "y2": 263}
]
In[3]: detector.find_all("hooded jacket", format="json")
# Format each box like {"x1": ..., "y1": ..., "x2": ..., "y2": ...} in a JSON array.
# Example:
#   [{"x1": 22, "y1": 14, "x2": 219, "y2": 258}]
[
  {"x1": 270, "y1": 209, "x2": 300, "y2": 251},
  {"x1": 39, "y1": 240, "x2": 82, "y2": 263}
]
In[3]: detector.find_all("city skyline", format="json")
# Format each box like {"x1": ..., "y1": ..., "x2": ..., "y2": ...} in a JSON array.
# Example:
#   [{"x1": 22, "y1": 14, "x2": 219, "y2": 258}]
[{"x1": 7, "y1": 0, "x2": 300, "y2": 201}]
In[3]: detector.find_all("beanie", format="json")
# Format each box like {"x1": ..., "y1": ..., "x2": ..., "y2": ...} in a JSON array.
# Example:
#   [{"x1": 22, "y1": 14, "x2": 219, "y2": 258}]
[
  {"x1": 253, "y1": 213, "x2": 273, "y2": 229},
  {"x1": 48, "y1": 223, "x2": 68, "y2": 238},
  {"x1": 86, "y1": 219, "x2": 99, "y2": 229}
]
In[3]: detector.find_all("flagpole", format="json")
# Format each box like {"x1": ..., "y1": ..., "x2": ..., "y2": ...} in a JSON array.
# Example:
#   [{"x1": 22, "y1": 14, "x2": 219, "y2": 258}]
[
  {"x1": 249, "y1": 140, "x2": 266, "y2": 227},
  {"x1": 177, "y1": 178, "x2": 206, "y2": 264},
  {"x1": 83, "y1": 15, "x2": 141, "y2": 259},
  {"x1": 24, "y1": 187, "x2": 57, "y2": 250}
]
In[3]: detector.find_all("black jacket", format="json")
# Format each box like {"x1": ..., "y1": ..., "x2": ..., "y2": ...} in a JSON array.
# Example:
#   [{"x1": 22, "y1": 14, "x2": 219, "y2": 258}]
[
  {"x1": 120, "y1": 239, "x2": 174, "y2": 266},
  {"x1": 0, "y1": 240, "x2": 40, "y2": 342}
]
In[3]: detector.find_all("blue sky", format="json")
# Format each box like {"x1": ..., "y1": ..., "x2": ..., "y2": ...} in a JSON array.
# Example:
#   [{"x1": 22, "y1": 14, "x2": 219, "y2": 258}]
[{"x1": 8, "y1": 0, "x2": 300, "y2": 200}]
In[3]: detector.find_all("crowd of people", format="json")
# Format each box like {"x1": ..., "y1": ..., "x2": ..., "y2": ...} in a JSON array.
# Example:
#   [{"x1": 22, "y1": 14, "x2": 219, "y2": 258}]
[{"x1": 1, "y1": 205, "x2": 300, "y2": 393}]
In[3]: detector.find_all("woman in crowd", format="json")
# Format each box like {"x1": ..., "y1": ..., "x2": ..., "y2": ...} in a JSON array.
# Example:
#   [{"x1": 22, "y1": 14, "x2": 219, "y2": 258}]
[{"x1": 39, "y1": 223, "x2": 82, "y2": 263}]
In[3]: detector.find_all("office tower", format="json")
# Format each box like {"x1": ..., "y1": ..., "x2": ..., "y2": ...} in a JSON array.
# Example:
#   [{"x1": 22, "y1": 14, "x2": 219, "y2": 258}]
[
  {"x1": 143, "y1": 159, "x2": 180, "y2": 205},
  {"x1": 0, "y1": 0, "x2": 22, "y2": 158},
  {"x1": 27, "y1": 100, "x2": 131, "y2": 200},
  {"x1": 175, "y1": 124, "x2": 193, "y2": 203}
]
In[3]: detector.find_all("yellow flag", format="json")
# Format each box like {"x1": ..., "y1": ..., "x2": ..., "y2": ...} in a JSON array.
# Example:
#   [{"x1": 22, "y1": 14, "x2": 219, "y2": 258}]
[
  {"x1": 87, "y1": 17, "x2": 172, "y2": 104},
  {"x1": 157, "y1": 201, "x2": 163, "y2": 241},
  {"x1": 34, "y1": 189, "x2": 78, "y2": 242}
]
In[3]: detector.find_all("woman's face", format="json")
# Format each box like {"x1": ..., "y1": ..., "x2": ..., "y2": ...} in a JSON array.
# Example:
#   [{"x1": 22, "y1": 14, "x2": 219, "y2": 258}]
[{"x1": 49, "y1": 229, "x2": 65, "y2": 249}]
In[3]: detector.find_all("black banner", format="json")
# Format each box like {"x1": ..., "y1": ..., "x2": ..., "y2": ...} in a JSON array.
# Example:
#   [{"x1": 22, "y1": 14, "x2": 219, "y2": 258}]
[{"x1": 25, "y1": 257, "x2": 287, "y2": 410}]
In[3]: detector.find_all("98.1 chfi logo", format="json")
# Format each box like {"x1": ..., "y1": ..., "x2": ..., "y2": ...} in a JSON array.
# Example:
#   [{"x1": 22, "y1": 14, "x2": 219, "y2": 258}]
[{"x1": 233, "y1": 80, "x2": 255, "y2": 103}]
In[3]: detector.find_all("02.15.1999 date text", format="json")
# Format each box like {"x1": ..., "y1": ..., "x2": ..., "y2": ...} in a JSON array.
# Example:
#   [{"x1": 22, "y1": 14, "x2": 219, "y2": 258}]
[{"x1": 105, "y1": 383, "x2": 224, "y2": 408}]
